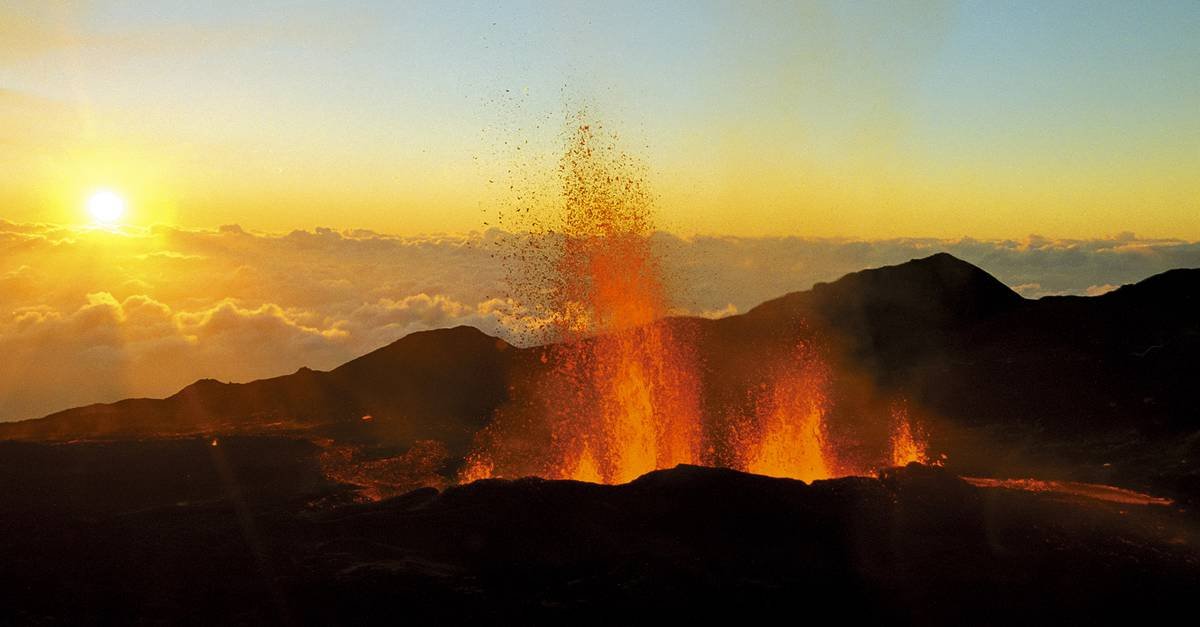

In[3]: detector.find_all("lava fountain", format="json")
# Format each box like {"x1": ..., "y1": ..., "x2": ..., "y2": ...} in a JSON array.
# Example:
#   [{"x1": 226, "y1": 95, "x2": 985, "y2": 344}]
[
  {"x1": 461, "y1": 116, "x2": 938, "y2": 486},
  {"x1": 735, "y1": 342, "x2": 835, "y2": 482},
  {"x1": 889, "y1": 403, "x2": 931, "y2": 466},
  {"x1": 542, "y1": 124, "x2": 703, "y2": 482},
  {"x1": 463, "y1": 119, "x2": 702, "y2": 483}
]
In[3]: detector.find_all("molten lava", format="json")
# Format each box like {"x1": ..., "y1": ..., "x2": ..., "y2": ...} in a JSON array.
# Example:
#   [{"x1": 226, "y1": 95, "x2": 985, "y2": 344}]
[
  {"x1": 961, "y1": 477, "x2": 1174, "y2": 506},
  {"x1": 889, "y1": 404, "x2": 932, "y2": 467},
  {"x1": 462, "y1": 119, "x2": 702, "y2": 484},
  {"x1": 540, "y1": 122, "x2": 703, "y2": 483},
  {"x1": 320, "y1": 439, "x2": 449, "y2": 501},
  {"x1": 736, "y1": 343, "x2": 835, "y2": 482},
  {"x1": 458, "y1": 454, "x2": 494, "y2": 484},
  {"x1": 560, "y1": 325, "x2": 702, "y2": 483},
  {"x1": 461, "y1": 115, "x2": 945, "y2": 486}
]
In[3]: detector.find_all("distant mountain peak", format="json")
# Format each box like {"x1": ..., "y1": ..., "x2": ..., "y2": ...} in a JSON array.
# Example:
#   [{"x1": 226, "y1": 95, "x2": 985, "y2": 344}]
[
  {"x1": 819, "y1": 253, "x2": 1023, "y2": 325},
  {"x1": 333, "y1": 325, "x2": 515, "y2": 376},
  {"x1": 746, "y1": 252, "x2": 1023, "y2": 329},
  {"x1": 826, "y1": 252, "x2": 1017, "y2": 294}
]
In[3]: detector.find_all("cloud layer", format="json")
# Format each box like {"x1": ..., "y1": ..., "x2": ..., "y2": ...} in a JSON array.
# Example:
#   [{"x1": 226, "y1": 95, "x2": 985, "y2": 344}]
[{"x1": 2, "y1": 220, "x2": 1198, "y2": 421}]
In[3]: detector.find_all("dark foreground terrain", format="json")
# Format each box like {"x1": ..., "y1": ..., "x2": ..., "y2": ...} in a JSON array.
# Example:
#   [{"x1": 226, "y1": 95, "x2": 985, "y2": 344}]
[{"x1": 2, "y1": 437, "x2": 1197, "y2": 625}]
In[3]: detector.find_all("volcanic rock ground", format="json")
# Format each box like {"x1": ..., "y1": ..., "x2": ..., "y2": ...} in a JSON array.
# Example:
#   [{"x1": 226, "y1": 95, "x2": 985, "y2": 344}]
[{"x1": 1, "y1": 437, "x2": 1197, "y2": 625}]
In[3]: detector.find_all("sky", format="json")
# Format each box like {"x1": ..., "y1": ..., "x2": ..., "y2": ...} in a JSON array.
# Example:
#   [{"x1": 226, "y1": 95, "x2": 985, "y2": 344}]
[
  {"x1": 2, "y1": 2, "x2": 1199, "y2": 420},
  {"x1": 2, "y1": 0, "x2": 1197, "y2": 239}
]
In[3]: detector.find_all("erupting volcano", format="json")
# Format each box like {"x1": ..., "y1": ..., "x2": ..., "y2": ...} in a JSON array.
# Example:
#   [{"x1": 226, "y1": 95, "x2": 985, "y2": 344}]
[
  {"x1": 462, "y1": 120, "x2": 705, "y2": 483},
  {"x1": 540, "y1": 123, "x2": 703, "y2": 483},
  {"x1": 4, "y1": 3, "x2": 1197, "y2": 623},
  {"x1": 461, "y1": 119, "x2": 934, "y2": 485}
]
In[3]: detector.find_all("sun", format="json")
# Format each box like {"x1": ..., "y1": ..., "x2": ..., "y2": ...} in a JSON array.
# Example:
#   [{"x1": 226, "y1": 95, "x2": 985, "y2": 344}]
[{"x1": 87, "y1": 189, "x2": 127, "y2": 224}]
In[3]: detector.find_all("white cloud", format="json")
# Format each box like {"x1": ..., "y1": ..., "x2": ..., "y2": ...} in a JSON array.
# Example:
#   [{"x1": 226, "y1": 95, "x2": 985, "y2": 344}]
[{"x1": 1, "y1": 220, "x2": 1198, "y2": 421}]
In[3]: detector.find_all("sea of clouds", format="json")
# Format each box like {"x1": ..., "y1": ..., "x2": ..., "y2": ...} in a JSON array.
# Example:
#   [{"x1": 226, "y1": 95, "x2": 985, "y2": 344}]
[{"x1": 2, "y1": 219, "x2": 1198, "y2": 422}]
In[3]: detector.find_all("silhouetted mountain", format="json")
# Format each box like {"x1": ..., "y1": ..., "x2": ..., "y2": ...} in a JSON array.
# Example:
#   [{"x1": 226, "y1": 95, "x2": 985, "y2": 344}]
[
  {"x1": 0, "y1": 325, "x2": 518, "y2": 456},
  {"x1": 697, "y1": 254, "x2": 1200, "y2": 435},
  {"x1": 695, "y1": 253, "x2": 1031, "y2": 444},
  {"x1": 3, "y1": 253, "x2": 1199, "y2": 497},
  {"x1": 748, "y1": 250, "x2": 1025, "y2": 330}
]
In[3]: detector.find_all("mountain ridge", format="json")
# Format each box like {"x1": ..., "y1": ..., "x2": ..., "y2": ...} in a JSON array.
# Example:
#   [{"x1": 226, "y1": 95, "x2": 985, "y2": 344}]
[{"x1": 3, "y1": 253, "x2": 1198, "y2": 461}]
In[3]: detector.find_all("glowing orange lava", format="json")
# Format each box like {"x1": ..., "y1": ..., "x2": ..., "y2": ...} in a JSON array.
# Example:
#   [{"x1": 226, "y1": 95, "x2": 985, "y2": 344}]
[
  {"x1": 961, "y1": 477, "x2": 1173, "y2": 506},
  {"x1": 541, "y1": 122, "x2": 702, "y2": 483},
  {"x1": 462, "y1": 119, "x2": 702, "y2": 484},
  {"x1": 546, "y1": 324, "x2": 702, "y2": 483},
  {"x1": 458, "y1": 454, "x2": 494, "y2": 484},
  {"x1": 320, "y1": 439, "x2": 449, "y2": 501},
  {"x1": 459, "y1": 116, "x2": 945, "y2": 486},
  {"x1": 889, "y1": 404, "x2": 931, "y2": 466},
  {"x1": 736, "y1": 344, "x2": 835, "y2": 483}
]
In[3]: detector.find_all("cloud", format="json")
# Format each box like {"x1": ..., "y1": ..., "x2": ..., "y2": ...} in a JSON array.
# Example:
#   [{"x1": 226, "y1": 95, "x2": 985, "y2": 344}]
[
  {"x1": 1, "y1": 220, "x2": 1198, "y2": 421},
  {"x1": 0, "y1": 289, "x2": 358, "y2": 421},
  {"x1": 1084, "y1": 284, "x2": 1119, "y2": 297}
]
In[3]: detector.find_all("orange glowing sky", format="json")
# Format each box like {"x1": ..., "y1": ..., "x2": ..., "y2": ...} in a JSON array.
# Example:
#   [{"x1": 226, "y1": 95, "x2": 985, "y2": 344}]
[{"x1": 1, "y1": 1, "x2": 1197, "y2": 239}]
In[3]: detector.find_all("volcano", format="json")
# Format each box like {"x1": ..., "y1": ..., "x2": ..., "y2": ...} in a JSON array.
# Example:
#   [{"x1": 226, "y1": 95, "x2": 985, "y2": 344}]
[
  {"x1": 4, "y1": 253, "x2": 1198, "y2": 497},
  {"x1": 2, "y1": 254, "x2": 1200, "y2": 624}
]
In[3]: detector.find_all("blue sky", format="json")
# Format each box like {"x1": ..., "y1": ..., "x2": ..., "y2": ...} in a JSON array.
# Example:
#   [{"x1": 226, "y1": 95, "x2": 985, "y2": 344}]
[{"x1": 1, "y1": 1, "x2": 1197, "y2": 237}]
